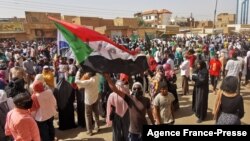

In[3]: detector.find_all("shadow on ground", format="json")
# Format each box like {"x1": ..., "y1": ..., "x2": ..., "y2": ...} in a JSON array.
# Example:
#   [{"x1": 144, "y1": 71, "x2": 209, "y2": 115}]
[
  {"x1": 56, "y1": 127, "x2": 84, "y2": 140},
  {"x1": 174, "y1": 96, "x2": 193, "y2": 119},
  {"x1": 56, "y1": 125, "x2": 112, "y2": 140}
]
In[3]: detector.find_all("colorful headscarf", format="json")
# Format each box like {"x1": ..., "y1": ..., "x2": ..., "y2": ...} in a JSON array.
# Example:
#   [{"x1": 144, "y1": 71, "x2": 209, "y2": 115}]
[
  {"x1": 163, "y1": 63, "x2": 174, "y2": 80},
  {"x1": 33, "y1": 81, "x2": 45, "y2": 93},
  {"x1": 148, "y1": 56, "x2": 157, "y2": 72}
]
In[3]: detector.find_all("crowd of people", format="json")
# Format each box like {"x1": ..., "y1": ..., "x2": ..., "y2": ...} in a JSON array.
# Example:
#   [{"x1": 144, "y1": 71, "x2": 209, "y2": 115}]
[{"x1": 0, "y1": 33, "x2": 249, "y2": 141}]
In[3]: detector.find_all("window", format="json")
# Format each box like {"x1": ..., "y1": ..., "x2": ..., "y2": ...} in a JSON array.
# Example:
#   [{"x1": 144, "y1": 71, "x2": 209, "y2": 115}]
[{"x1": 149, "y1": 16, "x2": 151, "y2": 19}]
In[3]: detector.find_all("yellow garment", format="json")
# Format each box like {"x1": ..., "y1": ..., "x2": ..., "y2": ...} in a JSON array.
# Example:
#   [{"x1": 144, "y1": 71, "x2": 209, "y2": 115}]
[
  {"x1": 223, "y1": 42, "x2": 228, "y2": 48},
  {"x1": 42, "y1": 71, "x2": 55, "y2": 88}
]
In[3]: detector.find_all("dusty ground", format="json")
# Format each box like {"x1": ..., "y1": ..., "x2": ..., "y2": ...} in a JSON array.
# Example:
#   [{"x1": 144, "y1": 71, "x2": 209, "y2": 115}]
[{"x1": 55, "y1": 76, "x2": 250, "y2": 141}]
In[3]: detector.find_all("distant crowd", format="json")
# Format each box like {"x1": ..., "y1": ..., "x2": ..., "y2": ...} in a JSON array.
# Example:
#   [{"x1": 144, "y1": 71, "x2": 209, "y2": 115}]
[{"x1": 0, "y1": 34, "x2": 249, "y2": 141}]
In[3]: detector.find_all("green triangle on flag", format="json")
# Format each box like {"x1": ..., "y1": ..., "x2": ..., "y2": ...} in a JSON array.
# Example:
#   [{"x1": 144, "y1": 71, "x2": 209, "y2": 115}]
[{"x1": 54, "y1": 23, "x2": 93, "y2": 63}]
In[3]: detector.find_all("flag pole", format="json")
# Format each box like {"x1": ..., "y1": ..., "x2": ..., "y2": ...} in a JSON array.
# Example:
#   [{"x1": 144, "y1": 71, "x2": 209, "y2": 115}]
[{"x1": 213, "y1": 0, "x2": 218, "y2": 33}]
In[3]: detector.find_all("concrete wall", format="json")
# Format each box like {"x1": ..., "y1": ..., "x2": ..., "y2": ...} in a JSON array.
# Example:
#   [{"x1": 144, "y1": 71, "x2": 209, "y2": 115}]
[
  {"x1": 101, "y1": 19, "x2": 114, "y2": 26},
  {"x1": 0, "y1": 33, "x2": 28, "y2": 41},
  {"x1": 95, "y1": 26, "x2": 134, "y2": 37},
  {"x1": 72, "y1": 17, "x2": 114, "y2": 28},
  {"x1": 114, "y1": 18, "x2": 139, "y2": 28},
  {"x1": 165, "y1": 25, "x2": 180, "y2": 34},
  {"x1": 62, "y1": 15, "x2": 77, "y2": 23},
  {"x1": 25, "y1": 11, "x2": 61, "y2": 23},
  {"x1": 95, "y1": 26, "x2": 107, "y2": 35},
  {"x1": 72, "y1": 17, "x2": 82, "y2": 25},
  {"x1": 195, "y1": 21, "x2": 213, "y2": 28},
  {"x1": 136, "y1": 27, "x2": 157, "y2": 38}
]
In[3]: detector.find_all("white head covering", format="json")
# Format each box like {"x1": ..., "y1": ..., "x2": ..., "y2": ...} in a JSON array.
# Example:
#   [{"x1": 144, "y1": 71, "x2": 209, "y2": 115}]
[
  {"x1": 0, "y1": 90, "x2": 7, "y2": 103},
  {"x1": 247, "y1": 51, "x2": 250, "y2": 57},
  {"x1": 34, "y1": 74, "x2": 45, "y2": 82},
  {"x1": 132, "y1": 82, "x2": 143, "y2": 90}
]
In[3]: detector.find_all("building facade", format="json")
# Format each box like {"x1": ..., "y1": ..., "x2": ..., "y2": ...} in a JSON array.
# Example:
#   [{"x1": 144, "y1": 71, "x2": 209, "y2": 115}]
[
  {"x1": 0, "y1": 11, "x2": 60, "y2": 41},
  {"x1": 195, "y1": 21, "x2": 213, "y2": 28},
  {"x1": 72, "y1": 16, "x2": 114, "y2": 28},
  {"x1": 135, "y1": 9, "x2": 172, "y2": 27},
  {"x1": 114, "y1": 17, "x2": 139, "y2": 28},
  {"x1": 216, "y1": 13, "x2": 236, "y2": 28}
]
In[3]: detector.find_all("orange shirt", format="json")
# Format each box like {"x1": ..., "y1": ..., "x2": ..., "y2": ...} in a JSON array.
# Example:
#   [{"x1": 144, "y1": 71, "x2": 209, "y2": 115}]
[
  {"x1": 209, "y1": 59, "x2": 222, "y2": 76},
  {"x1": 5, "y1": 108, "x2": 40, "y2": 141}
]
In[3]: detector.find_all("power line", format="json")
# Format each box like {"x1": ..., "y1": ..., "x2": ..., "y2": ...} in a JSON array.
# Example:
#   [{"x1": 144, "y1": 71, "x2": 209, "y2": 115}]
[
  {"x1": 0, "y1": 3, "x2": 133, "y2": 18},
  {"x1": 0, "y1": 0, "x2": 137, "y2": 13},
  {"x1": 0, "y1": 1, "x2": 136, "y2": 19},
  {"x1": 0, "y1": 1, "x2": 133, "y2": 15}
]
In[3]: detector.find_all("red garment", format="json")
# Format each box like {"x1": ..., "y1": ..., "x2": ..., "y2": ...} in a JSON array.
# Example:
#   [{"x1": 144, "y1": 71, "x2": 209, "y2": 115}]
[
  {"x1": 120, "y1": 73, "x2": 129, "y2": 83},
  {"x1": 148, "y1": 56, "x2": 157, "y2": 72},
  {"x1": 229, "y1": 48, "x2": 235, "y2": 58},
  {"x1": 32, "y1": 81, "x2": 45, "y2": 93},
  {"x1": 209, "y1": 59, "x2": 222, "y2": 76},
  {"x1": 30, "y1": 94, "x2": 40, "y2": 112},
  {"x1": 163, "y1": 63, "x2": 174, "y2": 80},
  {"x1": 188, "y1": 55, "x2": 196, "y2": 68}
]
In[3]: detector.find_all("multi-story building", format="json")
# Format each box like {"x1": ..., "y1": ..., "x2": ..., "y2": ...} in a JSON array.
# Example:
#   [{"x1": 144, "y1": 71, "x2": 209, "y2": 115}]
[
  {"x1": 171, "y1": 16, "x2": 189, "y2": 27},
  {"x1": 25, "y1": 11, "x2": 61, "y2": 40},
  {"x1": 0, "y1": 11, "x2": 60, "y2": 41},
  {"x1": 134, "y1": 9, "x2": 172, "y2": 27},
  {"x1": 0, "y1": 11, "x2": 158, "y2": 41},
  {"x1": 195, "y1": 20, "x2": 213, "y2": 28},
  {"x1": 216, "y1": 13, "x2": 236, "y2": 28}
]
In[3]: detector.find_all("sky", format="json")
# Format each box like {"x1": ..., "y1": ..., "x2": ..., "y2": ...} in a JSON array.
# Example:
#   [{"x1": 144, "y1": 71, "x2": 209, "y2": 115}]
[{"x1": 0, "y1": 0, "x2": 237, "y2": 20}]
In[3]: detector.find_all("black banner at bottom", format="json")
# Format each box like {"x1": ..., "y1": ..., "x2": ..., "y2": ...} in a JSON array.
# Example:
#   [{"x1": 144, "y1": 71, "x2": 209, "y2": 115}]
[{"x1": 143, "y1": 125, "x2": 249, "y2": 140}]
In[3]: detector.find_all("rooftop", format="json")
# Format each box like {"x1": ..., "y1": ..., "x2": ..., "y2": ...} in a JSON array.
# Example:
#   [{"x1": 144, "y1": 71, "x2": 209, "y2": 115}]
[{"x1": 142, "y1": 9, "x2": 172, "y2": 15}]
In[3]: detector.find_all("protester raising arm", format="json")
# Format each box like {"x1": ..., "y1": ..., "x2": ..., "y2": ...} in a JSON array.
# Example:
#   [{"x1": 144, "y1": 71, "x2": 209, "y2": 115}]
[
  {"x1": 103, "y1": 73, "x2": 155, "y2": 125},
  {"x1": 103, "y1": 73, "x2": 126, "y2": 98}
]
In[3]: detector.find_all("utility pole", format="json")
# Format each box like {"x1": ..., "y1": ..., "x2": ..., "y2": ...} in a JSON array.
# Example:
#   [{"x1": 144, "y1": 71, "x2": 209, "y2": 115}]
[
  {"x1": 236, "y1": 0, "x2": 239, "y2": 24},
  {"x1": 213, "y1": 0, "x2": 218, "y2": 33}
]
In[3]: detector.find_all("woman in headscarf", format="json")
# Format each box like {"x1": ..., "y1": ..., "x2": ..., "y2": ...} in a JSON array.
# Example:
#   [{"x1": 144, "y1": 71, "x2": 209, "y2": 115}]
[
  {"x1": 163, "y1": 64, "x2": 175, "y2": 82},
  {"x1": 148, "y1": 65, "x2": 165, "y2": 99},
  {"x1": 42, "y1": 66, "x2": 55, "y2": 90},
  {"x1": 148, "y1": 56, "x2": 158, "y2": 73},
  {"x1": 106, "y1": 80, "x2": 130, "y2": 141},
  {"x1": 31, "y1": 81, "x2": 57, "y2": 141},
  {"x1": 163, "y1": 63, "x2": 179, "y2": 111},
  {"x1": 29, "y1": 74, "x2": 48, "y2": 94},
  {"x1": 104, "y1": 73, "x2": 154, "y2": 141},
  {"x1": 192, "y1": 60, "x2": 209, "y2": 123},
  {"x1": 213, "y1": 76, "x2": 244, "y2": 125}
]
